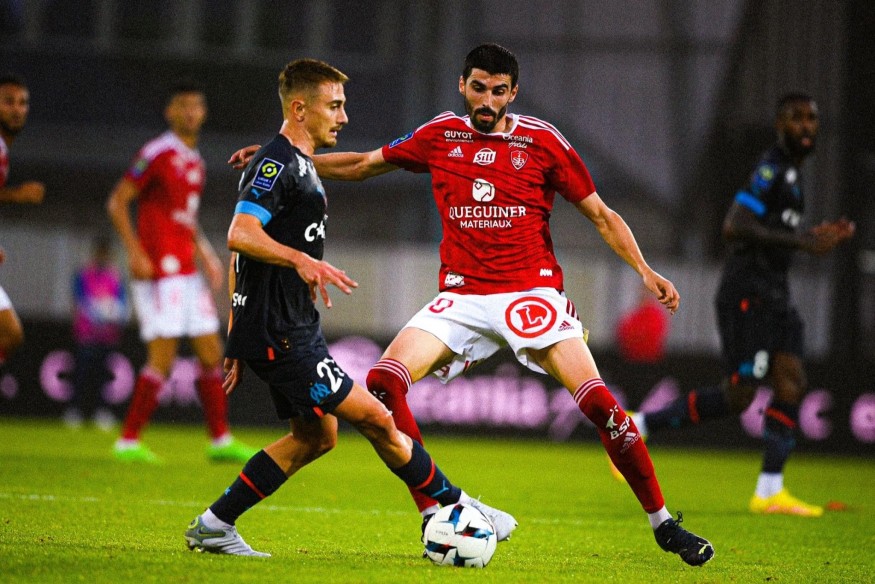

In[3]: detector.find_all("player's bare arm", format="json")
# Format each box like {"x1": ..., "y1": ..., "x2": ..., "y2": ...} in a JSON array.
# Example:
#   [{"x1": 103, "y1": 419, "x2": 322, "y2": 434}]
[
  {"x1": 724, "y1": 202, "x2": 855, "y2": 255},
  {"x1": 228, "y1": 144, "x2": 260, "y2": 169},
  {"x1": 312, "y1": 149, "x2": 397, "y2": 181},
  {"x1": 227, "y1": 213, "x2": 358, "y2": 308},
  {"x1": 0, "y1": 181, "x2": 45, "y2": 204},
  {"x1": 574, "y1": 192, "x2": 680, "y2": 313},
  {"x1": 194, "y1": 229, "x2": 224, "y2": 292},
  {"x1": 106, "y1": 178, "x2": 154, "y2": 280}
]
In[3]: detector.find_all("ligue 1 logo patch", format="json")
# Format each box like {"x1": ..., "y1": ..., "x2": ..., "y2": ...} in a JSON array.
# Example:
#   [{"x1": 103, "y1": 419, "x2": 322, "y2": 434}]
[
  {"x1": 389, "y1": 132, "x2": 413, "y2": 148},
  {"x1": 253, "y1": 158, "x2": 284, "y2": 190},
  {"x1": 510, "y1": 150, "x2": 528, "y2": 170}
]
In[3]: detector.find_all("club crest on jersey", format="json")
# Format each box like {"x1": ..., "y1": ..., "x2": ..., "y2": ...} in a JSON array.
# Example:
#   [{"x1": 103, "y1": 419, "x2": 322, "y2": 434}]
[
  {"x1": 388, "y1": 132, "x2": 413, "y2": 148},
  {"x1": 253, "y1": 158, "x2": 285, "y2": 190},
  {"x1": 473, "y1": 148, "x2": 496, "y2": 166},
  {"x1": 472, "y1": 178, "x2": 495, "y2": 202},
  {"x1": 510, "y1": 150, "x2": 528, "y2": 170}
]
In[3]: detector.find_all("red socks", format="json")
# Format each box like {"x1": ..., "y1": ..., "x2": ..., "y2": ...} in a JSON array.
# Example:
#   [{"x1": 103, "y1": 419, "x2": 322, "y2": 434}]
[
  {"x1": 196, "y1": 365, "x2": 230, "y2": 440},
  {"x1": 574, "y1": 378, "x2": 665, "y2": 513},
  {"x1": 367, "y1": 359, "x2": 437, "y2": 512},
  {"x1": 120, "y1": 367, "x2": 164, "y2": 440}
]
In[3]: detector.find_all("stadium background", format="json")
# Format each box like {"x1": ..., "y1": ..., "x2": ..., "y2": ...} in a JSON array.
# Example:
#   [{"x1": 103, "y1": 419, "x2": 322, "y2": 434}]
[{"x1": 0, "y1": 0, "x2": 872, "y2": 454}]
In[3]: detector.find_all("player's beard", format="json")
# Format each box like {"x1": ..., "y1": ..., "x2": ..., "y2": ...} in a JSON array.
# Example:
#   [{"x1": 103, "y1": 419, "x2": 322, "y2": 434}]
[
  {"x1": 0, "y1": 118, "x2": 24, "y2": 137},
  {"x1": 466, "y1": 103, "x2": 507, "y2": 134},
  {"x1": 790, "y1": 134, "x2": 816, "y2": 158}
]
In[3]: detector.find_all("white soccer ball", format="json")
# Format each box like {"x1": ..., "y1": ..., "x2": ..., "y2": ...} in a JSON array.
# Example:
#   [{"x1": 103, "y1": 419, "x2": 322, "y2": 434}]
[{"x1": 422, "y1": 503, "x2": 497, "y2": 568}]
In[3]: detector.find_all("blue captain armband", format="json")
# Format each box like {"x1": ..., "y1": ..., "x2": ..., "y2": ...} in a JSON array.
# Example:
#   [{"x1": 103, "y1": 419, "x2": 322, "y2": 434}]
[
  {"x1": 734, "y1": 191, "x2": 766, "y2": 217},
  {"x1": 235, "y1": 200, "x2": 273, "y2": 226}
]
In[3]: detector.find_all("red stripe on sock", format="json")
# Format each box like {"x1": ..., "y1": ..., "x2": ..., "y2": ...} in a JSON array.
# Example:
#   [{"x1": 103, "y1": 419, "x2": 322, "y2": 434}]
[
  {"x1": 239, "y1": 472, "x2": 266, "y2": 499},
  {"x1": 412, "y1": 460, "x2": 436, "y2": 491},
  {"x1": 687, "y1": 391, "x2": 700, "y2": 424},
  {"x1": 373, "y1": 359, "x2": 412, "y2": 388},
  {"x1": 765, "y1": 407, "x2": 797, "y2": 429},
  {"x1": 573, "y1": 378, "x2": 602, "y2": 406}
]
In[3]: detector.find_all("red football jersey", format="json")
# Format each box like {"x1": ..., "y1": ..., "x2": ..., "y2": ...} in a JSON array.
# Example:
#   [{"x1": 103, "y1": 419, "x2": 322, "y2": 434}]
[
  {"x1": 0, "y1": 135, "x2": 9, "y2": 188},
  {"x1": 124, "y1": 131, "x2": 205, "y2": 279},
  {"x1": 382, "y1": 112, "x2": 596, "y2": 294}
]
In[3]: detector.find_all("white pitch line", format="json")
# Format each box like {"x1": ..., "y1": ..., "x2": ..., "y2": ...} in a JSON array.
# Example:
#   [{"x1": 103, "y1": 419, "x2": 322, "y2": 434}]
[{"x1": 0, "y1": 491, "x2": 592, "y2": 527}]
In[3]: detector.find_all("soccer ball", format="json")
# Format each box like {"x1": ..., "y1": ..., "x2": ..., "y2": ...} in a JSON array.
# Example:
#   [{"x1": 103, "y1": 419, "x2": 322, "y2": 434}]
[{"x1": 422, "y1": 503, "x2": 497, "y2": 568}]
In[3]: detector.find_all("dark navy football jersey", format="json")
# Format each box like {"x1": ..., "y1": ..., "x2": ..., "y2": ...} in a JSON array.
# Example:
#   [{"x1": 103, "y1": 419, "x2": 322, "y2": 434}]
[
  {"x1": 226, "y1": 135, "x2": 329, "y2": 360},
  {"x1": 722, "y1": 144, "x2": 805, "y2": 288}
]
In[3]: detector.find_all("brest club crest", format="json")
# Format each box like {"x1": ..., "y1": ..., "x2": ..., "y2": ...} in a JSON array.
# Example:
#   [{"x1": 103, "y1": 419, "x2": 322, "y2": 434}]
[{"x1": 510, "y1": 150, "x2": 528, "y2": 170}]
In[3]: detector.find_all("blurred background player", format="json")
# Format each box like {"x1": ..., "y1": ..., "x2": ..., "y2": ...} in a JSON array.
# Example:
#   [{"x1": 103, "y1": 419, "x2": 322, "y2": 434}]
[
  {"x1": 621, "y1": 93, "x2": 854, "y2": 516},
  {"x1": 0, "y1": 74, "x2": 45, "y2": 373},
  {"x1": 616, "y1": 281, "x2": 671, "y2": 365},
  {"x1": 64, "y1": 236, "x2": 127, "y2": 430},
  {"x1": 107, "y1": 82, "x2": 256, "y2": 463}
]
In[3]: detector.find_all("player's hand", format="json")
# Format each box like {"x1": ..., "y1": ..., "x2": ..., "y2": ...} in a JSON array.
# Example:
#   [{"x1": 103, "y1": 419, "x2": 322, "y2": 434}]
[
  {"x1": 13, "y1": 181, "x2": 45, "y2": 204},
  {"x1": 128, "y1": 247, "x2": 155, "y2": 280},
  {"x1": 643, "y1": 269, "x2": 680, "y2": 315},
  {"x1": 295, "y1": 255, "x2": 358, "y2": 308},
  {"x1": 806, "y1": 217, "x2": 856, "y2": 255},
  {"x1": 228, "y1": 145, "x2": 261, "y2": 170},
  {"x1": 223, "y1": 357, "x2": 245, "y2": 395},
  {"x1": 202, "y1": 253, "x2": 225, "y2": 293}
]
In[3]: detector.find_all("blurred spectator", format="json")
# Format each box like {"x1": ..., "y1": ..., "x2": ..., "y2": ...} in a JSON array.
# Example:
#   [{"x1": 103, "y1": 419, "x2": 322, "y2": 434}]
[
  {"x1": 615, "y1": 284, "x2": 670, "y2": 365},
  {"x1": 64, "y1": 236, "x2": 127, "y2": 430}
]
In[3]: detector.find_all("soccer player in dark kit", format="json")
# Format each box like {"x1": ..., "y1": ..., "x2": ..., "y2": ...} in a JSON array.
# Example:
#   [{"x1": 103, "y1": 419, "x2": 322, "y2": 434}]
[
  {"x1": 231, "y1": 43, "x2": 713, "y2": 566},
  {"x1": 185, "y1": 58, "x2": 514, "y2": 557},
  {"x1": 618, "y1": 94, "x2": 854, "y2": 517}
]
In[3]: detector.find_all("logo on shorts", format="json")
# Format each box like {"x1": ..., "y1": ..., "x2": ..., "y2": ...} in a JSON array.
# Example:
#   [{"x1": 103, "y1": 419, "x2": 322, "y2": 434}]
[
  {"x1": 505, "y1": 296, "x2": 557, "y2": 338},
  {"x1": 310, "y1": 382, "x2": 332, "y2": 404},
  {"x1": 253, "y1": 158, "x2": 284, "y2": 190}
]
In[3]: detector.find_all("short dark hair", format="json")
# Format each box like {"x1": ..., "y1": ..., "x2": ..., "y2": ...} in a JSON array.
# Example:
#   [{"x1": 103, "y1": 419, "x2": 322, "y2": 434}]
[
  {"x1": 165, "y1": 80, "x2": 205, "y2": 107},
  {"x1": 278, "y1": 59, "x2": 348, "y2": 110},
  {"x1": 776, "y1": 92, "x2": 815, "y2": 119},
  {"x1": 463, "y1": 43, "x2": 519, "y2": 88},
  {"x1": 0, "y1": 74, "x2": 26, "y2": 90}
]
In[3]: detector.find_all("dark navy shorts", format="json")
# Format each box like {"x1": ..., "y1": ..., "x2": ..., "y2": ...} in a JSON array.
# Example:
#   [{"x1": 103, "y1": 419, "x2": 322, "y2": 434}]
[
  {"x1": 245, "y1": 329, "x2": 354, "y2": 421},
  {"x1": 715, "y1": 287, "x2": 804, "y2": 383}
]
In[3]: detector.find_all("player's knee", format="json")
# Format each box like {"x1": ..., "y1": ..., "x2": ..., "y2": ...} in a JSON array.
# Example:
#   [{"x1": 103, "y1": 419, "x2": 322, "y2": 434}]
[
  {"x1": 353, "y1": 408, "x2": 397, "y2": 446},
  {"x1": 0, "y1": 325, "x2": 24, "y2": 352},
  {"x1": 724, "y1": 378, "x2": 756, "y2": 414}
]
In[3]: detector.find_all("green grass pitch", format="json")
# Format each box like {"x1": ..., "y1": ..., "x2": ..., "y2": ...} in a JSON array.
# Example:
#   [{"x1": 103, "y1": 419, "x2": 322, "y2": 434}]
[{"x1": 1, "y1": 417, "x2": 872, "y2": 583}]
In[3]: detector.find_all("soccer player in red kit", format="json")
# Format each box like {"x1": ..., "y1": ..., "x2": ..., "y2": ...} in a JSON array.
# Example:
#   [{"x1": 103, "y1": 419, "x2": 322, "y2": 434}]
[
  {"x1": 231, "y1": 44, "x2": 714, "y2": 566},
  {"x1": 0, "y1": 75, "x2": 45, "y2": 370},
  {"x1": 107, "y1": 83, "x2": 256, "y2": 464}
]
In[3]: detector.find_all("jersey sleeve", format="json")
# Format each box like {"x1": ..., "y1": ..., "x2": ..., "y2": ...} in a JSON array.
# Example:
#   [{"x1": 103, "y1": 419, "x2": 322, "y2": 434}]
[
  {"x1": 734, "y1": 162, "x2": 776, "y2": 217},
  {"x1": 380, "y1": 126, "x2": 432, "y2": 173},
  {"x1": 546, "y1": 140, "x2": 596, "y2": 203},
  {"x1": 124, "y1": 149, "x2": 162, "y2": 191},
  {"x1": 235, "y1": 156, "x2": 293, "y2": 226}
]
